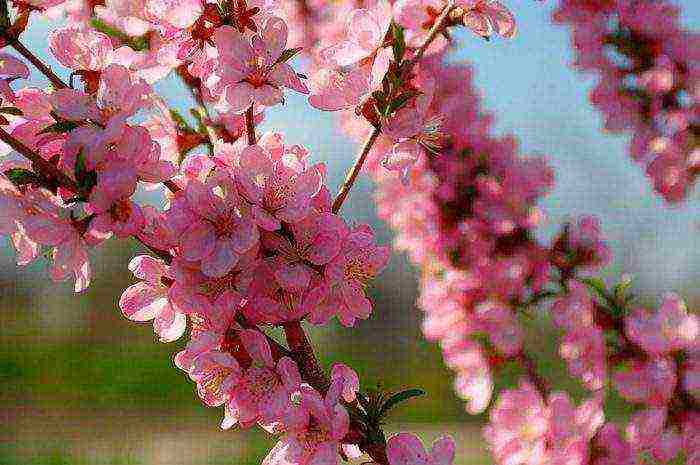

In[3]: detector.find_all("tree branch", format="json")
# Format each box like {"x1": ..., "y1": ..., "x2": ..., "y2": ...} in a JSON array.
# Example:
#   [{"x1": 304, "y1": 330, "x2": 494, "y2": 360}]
[
  {"x1": 4, "y1": 37, "x2": 68, "y2": 89},
  {"x1": 245, "y1": 105, "x2": 256, "y2": 146},
  {"x1": 0, "y1": 126, "x2": 78, "y2": 191},
  {"x1": 331, "y1": 1, "x2": 456, "y2": 214},
  {"x1": 331, "y1": 126, "x2": 380, "y2": 214}
]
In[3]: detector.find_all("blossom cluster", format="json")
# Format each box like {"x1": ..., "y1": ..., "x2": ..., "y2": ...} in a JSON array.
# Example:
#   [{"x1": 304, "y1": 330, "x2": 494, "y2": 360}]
[
  {"x1": 0, "y1": 0, "x2": 699, "y2": 464},
  {"x1": 554, "y1": 0, "x2": 699, "y2": 202}
]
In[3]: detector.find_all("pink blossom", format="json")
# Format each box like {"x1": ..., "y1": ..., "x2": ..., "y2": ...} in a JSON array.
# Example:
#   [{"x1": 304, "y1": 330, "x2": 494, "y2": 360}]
[
  {"x1": 0, "y1": 53, "x2": 30, "y2": 103},
  {"x1": 308, "y1": 224, "x2": 389, "y2": 327},
  {"x1": 120, "y1": 255, "x2": 187, "y2": 342},
  {"x1": 224, "y1": 329, "x2": 302, "y2": 429},
  {"x1": 613, "y1": 357, "x2": 677, "y2": 406},
  {"x1": 318, "y1": 0, "x2": 391, "y2": 68},
  {"x1": 176, "y1": 177, "x2": 259, "y2": 277},
  {"x1": 49, "y1": 27, "x2": 114, "y2": 72},
  {"x1": 625, "y1": 293, "x2": 699, "y2": 356},
  {"x1": 462, "y1": 0, "x2": 517, "y2": 40},
  {"x1": 208, "y1": 17, "x2": 308, "y2": 113},
  {"x1": 559, "y1": 326, "x2": 607, "y2": 391},
  {"x1": 386, "y1": 433, "x2": 455, "y2": 465},
  {"x1": 189, "y1": 349, "x2": 242, "y2": 407},
  {"x1": 483, "y1": 380, "x2": 549, "y2": 465},
  {"x1": 235, "y1": 143, "x2": 323, "y2": 230},
  {"x1": 263, "y1": 384, "x2": 349, "y2": 465}
]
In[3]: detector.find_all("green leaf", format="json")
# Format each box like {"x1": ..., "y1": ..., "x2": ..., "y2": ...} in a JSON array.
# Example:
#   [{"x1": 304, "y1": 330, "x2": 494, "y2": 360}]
[
  {"x1": 388, "y1": 90, "x2": 420, "y2": 114},
  {"x1": 37, "y1": 120, "x2": 80, "y2": 135},
  {"x1": 275, "y1": 47, "x2": 303, "y2": 65},
  {"x1": 0, "y1": 0, "x2": 10, "y2": 29},
  {"x1": 169, "y1": 109, "x2": 196, "y2": 133},
  {"x1": 391, "y1": 22, "x2": 406, "y2": 63},
  {"x1": 90, "y1": 19, "x2": 150, "y2": 51},
  {"x1": 74, "y1": 151, "x2": 97, "y2": 193},
  {"x1": 377, "y1": 388, "x2": 426, "y2": 418},
  {"x1": 4, "y1": 168, "x2": 40, "y2": 186},
  {"x1": 580, "y1": 277, "x2": 610, "y2": 300},
  {"x1": 613, "y1": 274, "x2": 634, "y2": 302},
  {"x1": 0, "y1": 106, "x2": 23, "y2": 116}
]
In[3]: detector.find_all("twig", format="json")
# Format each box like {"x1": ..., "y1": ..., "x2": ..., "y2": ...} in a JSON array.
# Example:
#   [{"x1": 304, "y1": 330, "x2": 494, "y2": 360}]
[
  {"x1": 407, "y1": 1, "x2": 456, "y2": 68},
  {"x1": 245, "y1": 105, "x2": 256, "y2": 146},
  {"x1": 4, "y1": 37, "x2": 68, "y2": 89},
  {"x1": 0, "y1": 127, "x2": 78, "y2": 191},
  {"x1": 517, "y1": 351, "x2": 550, "y2": 397},
  {"x1": 283, "y1": 320, "x2": 330, "y2": 393},
  {"x1": 162, "y1": 179, "x2": 181, "y2": 193},
  {"x1": 331, "y1": 1, "x2": 456, "y2": 213},
  {"x1": 331, "y1": 127, "x2": 380, "y2": 213}
]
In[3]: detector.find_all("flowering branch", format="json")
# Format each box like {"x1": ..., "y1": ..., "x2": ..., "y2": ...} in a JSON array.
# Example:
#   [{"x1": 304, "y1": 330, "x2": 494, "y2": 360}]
[
  {"x1": 2, "y1": 36, "x2": 68, "y2": 89},
  {"x1": 332, "y1": 126, "x2": 380, "y2": 213},
  {"x1": 245, "y1": 105, "x2": 256, "y2": 145},
  {"x1": 0, "y1": 126, "x2": 78, "y2": 191},
  {"x1": 331, "y1": 2, "x2": 456, "y2": 214}
]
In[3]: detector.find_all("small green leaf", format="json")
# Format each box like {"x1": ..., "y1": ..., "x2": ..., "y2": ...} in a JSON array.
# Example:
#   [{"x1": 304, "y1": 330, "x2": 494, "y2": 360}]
[
  {"x1": 388, "y1": 90, "x2": 421, "y2": 114},
  {"x1": 391, "y1": 22, "x2": 406, "y2": 63},
  {"x1": 4, "y1": 168, "x2": 40, "y2": 186},
  {"x1": 580, "y1": 277, "x2": 610, "y2": 300},
  {"x1": 378, "y1": 388, "x2": 426, "y2": 418},
  {"x1": 0, "y1": 0, "x2": 10, "y2": 29},
  {"x1": 38, "y1": 120, "x2": 80, "y2": 135},
  {"x1": 0, "y1": 106, "x2": 23, "y2": 116},
  {"x1": 74, "y1": 151, "x2": 97, "y2": 193},
  {"x1": 90, "y1": 19, "x2": 150, "y2": 51},
  {"x1": 169, "y1": 109, "x2": 196, "y2": 132},
  {"x1": 275, "y1": 47, "x2": 303, "y2": 65}
]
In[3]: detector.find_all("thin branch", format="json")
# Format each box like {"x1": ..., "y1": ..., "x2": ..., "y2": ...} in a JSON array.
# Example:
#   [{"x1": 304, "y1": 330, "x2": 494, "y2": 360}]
[
  {"x1": 407, "y1": 1, "x2": 456, "y2": 68},
  {"x1": 517, "y1": 351, "x2": 550, "y2": 397},
  {"x1": 4, "y1": 37, "x2": 68, "y2": 89},
  {"x1": 283, "y1": 320, "x2": 330, "y2": 393},
  {"x1": 245, "y1": 105, "x2": 256, "y2": 146},
  {"x1": 0, "y1": 126, "x2": 79, "y2": 191},
  {"x1": 162, "y1": 179, "x2": 181, "y2": 194},
  {"x1": 331, "y1": 1, "x2": 456, "y2": 214},
  {"x1": 331, "y1": 126, "x2": 380, "y2": 214}
]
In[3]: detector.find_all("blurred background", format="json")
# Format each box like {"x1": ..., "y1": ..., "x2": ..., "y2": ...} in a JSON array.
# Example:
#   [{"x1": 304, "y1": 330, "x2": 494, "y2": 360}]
[{"x1": 2, "y1": 1, "x2": 700, "y2": 464}]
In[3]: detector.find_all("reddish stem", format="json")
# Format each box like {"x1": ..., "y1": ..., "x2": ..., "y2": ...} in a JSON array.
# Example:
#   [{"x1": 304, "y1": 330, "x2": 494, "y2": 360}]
[
  {"x1": 283, "y1": 320, "x2": 330, "y2": 393},
  {"x1": 5, "y1": 37, "x2": 68, "y2": 89},
  {"x1": 245, "y1": 105, "x2": 256, "y2": 146},
  {"x1": 0, "y1": 127, "x2": 79, "y2": 192}
]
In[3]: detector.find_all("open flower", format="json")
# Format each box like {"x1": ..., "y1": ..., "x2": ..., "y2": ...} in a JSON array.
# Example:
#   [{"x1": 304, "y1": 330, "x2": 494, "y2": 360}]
[
  {"x1": 177, "y1": 177, "x2": 259, "y2": 278},
  {"x1": 209, "y1": 17, "x2": 308, "y2": 113},
  {"x1": 223, "y1": 329, "x2": 302, "y2": 429},
  {"x1": 120, "y1": 255, "x2": 186, "y2": 342},
  {"x1": 386, "y1": 433, "x2": 455, "y2": 465}
]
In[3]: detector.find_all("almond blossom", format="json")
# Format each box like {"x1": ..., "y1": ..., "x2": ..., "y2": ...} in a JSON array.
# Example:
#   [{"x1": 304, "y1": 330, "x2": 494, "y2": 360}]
[{"x1": 207, "y1": 17, "x2": 308, "y2": 113}]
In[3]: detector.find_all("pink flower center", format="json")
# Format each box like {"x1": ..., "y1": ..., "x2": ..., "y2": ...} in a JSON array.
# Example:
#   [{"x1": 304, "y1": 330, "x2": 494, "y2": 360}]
[
  {"x1": 345, "y1": 256, "x2": 373, "y2": 283},
  {"x1": 110, "y1": 199, "x2": 132, "y2": 223},
  {"x1": 214, "y1": 212, "x2": 238, "y2": 237},
  {"x1": 244, "y1": 366, "x2": 281, "y2": 403},
  {"x1": 244, "y1": 57, "x2": 269, "y2": 88},
  {"x1": 299, "y1": 418, "x2": 331, "y2": 452},
  {"x1": 199, "y1": 271, "x2": 238, "y2": 299}
]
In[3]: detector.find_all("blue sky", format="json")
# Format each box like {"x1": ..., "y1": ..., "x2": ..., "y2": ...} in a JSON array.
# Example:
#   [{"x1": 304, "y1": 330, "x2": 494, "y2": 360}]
[{"x1": 6, "y1": 1, "x2": 700, "y2": 300}]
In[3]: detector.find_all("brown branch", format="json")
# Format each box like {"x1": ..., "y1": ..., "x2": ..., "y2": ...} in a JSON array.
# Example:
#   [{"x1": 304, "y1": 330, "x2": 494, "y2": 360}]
[
  {"x1": 245, "y1": 105, "x2": 256, "y2": 146},
  {"x1": 331, "y1": 1, "x2": 456, "y2": 214},
  {"x1": 4, "y1": 37, "x2": 68, "y2": 89},
  {"x1": 331, "y1": 126, "x2": 380, "y2": 213},
  {"x1": 0, "y1": 126, "x2": 79, "y2": 191},
  {"x1": 407, "y1": 1, "x2": 456, "y2": 68},
  {"x1": 517, "y1": 351, "x2": 550, "y2": 398},
  {"x1": 162, "y1": 179, "x2": 181, "y2": 194},
  {"x1": 283, "y1": 320, "x2": 330, "y2": 393}
]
